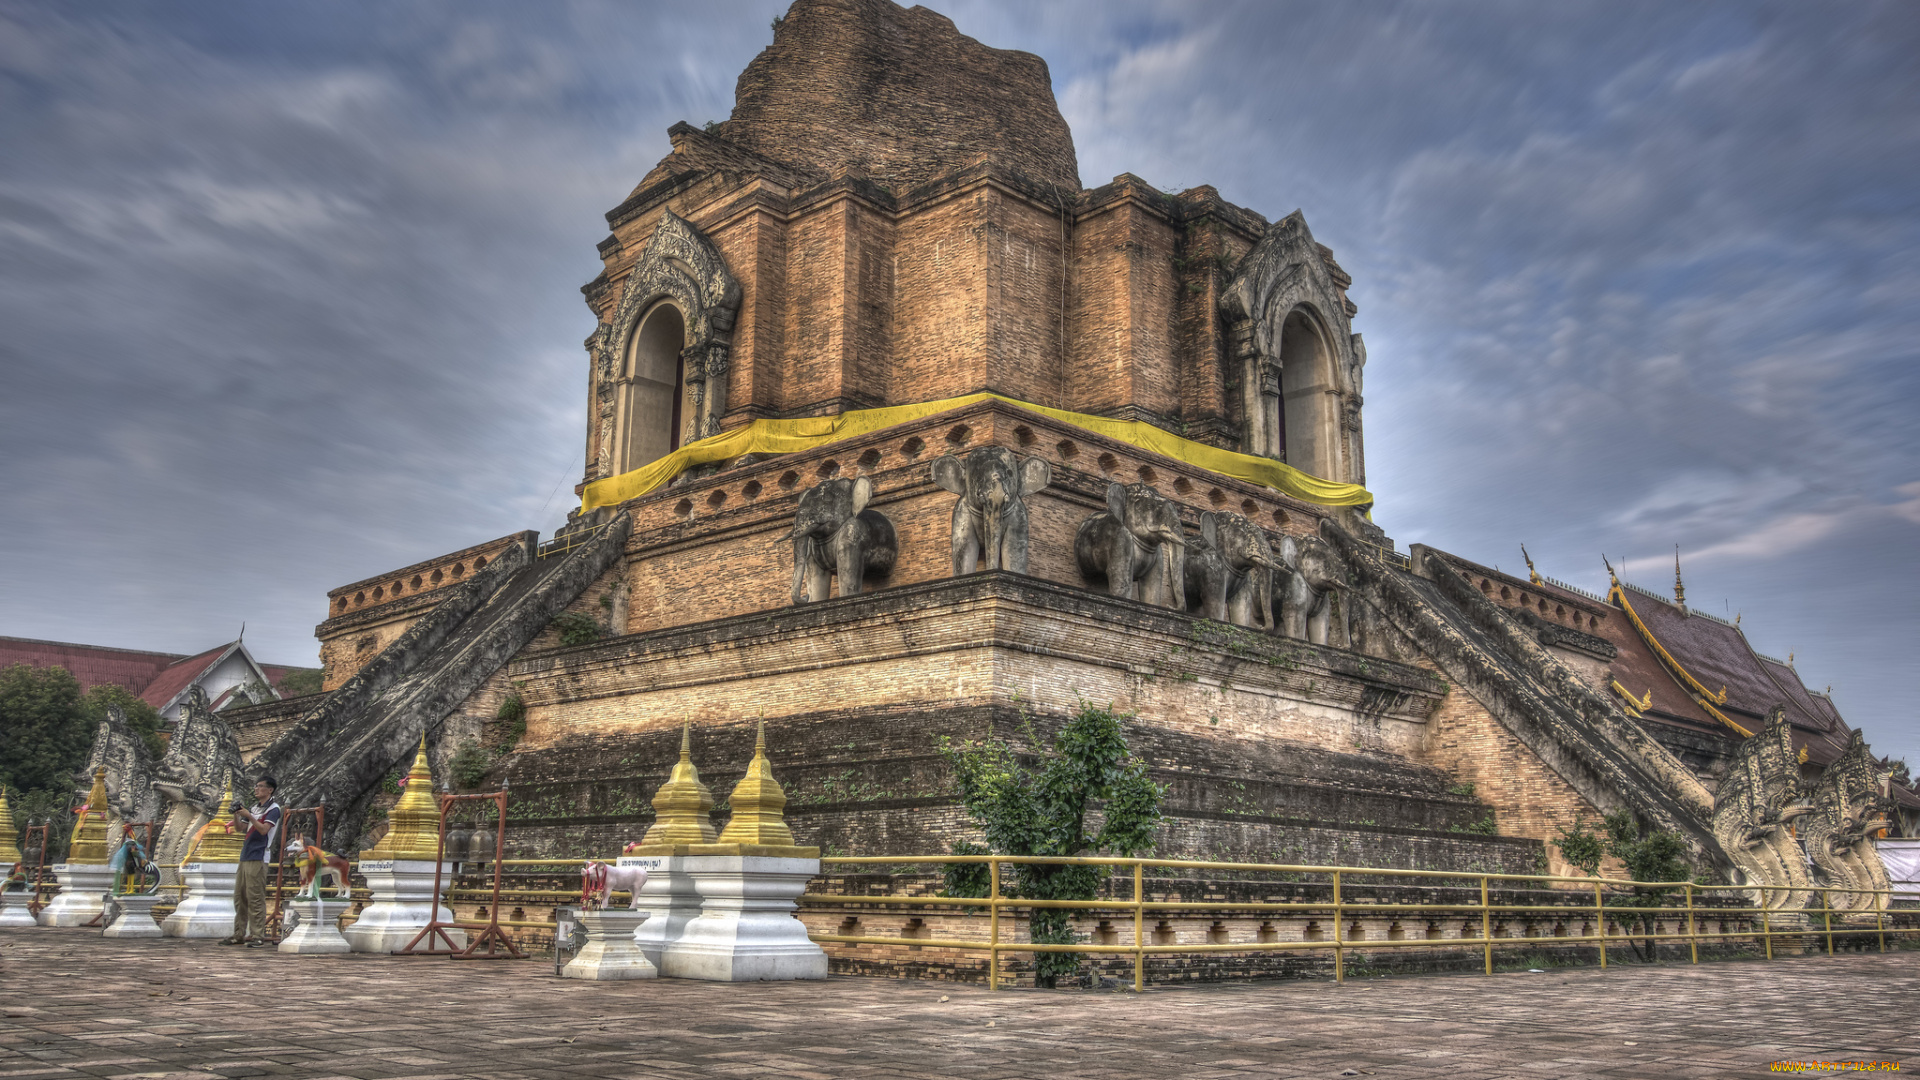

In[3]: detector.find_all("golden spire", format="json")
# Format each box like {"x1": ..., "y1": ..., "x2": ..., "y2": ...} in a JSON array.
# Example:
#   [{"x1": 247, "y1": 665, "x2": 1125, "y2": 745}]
[
  {"x1": 0, "y1": 789, "x2": 25, "y2": 866},
  {"x1": 715, "y1": 721, "x2": 797, "y2": 847},
  {"x1": 1521, "y1": 545, "x2": 1541, "y2": 586},
  {"x1": 364, "y1": 735, "x2": 445, "y2": 860},
  {"x1": 195, "y1": 779, "x2": 247, "y2": 863},
  {"x1": 636, "y1": 723, "x2": 717, "y2": 848},
  {"x1": 1673, "y1": 546, "x2": 1686, "y2": 609},
  {"x1": 66, "y1": 768, "x2": 113, "y2": 865}
]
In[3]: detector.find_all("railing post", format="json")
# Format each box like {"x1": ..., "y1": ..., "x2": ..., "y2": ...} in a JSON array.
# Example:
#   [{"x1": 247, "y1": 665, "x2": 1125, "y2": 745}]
[
  {"x1": 1876, "y1": 891, "x2": 1885, "y2": 954},
  {"x1": 1822, "y1": 888, "x2": 1833, "y2": 956},
  {"x1": 1762, "y1": 892, "x2": 1772, "y2": 961},
  {"x1": 1594, "y1": 881, "x2": 1606, "y2": 970},
  {"x1": 1686, "y1": 883, "x2": 1697, "y2": 964},
  {"x1": 1480, "y1": 876, "x2": 1493, "y2": 976},
  {"x1": 1332, "y1": 870, "x2": 1343, "y2": 984},
  {"x1": 1133, "y1": 861, "x2": 1144, "y2": 994},
  {"x1": 988, "y1": 859, "x2": 1000, "y2": 992}
]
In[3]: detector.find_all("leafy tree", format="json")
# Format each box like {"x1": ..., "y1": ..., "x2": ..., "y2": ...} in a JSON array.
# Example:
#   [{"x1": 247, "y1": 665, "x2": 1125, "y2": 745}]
[
  {"x1": 277, "y1": 668, "x2": 326, "y2": 697},
  {"x1": 0, "y1": 664, "x2": 90, "y2": 798},
  {"x1": 940, "y1": 702, "x2": 1164, "y2": 987},
  {"x1": 81, "y1": 684, "x2": 166, "y2": 760},
  {"x1": 1554, "y1": 810, "x2": 1693, "y2": 961},
  {"x1": 8, "y1": 786, "x2": 77, "y2": 865}
]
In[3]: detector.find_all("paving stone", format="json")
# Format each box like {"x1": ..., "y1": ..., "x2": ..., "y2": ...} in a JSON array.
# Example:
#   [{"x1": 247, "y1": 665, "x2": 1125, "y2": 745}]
[{"x1": 1, "y1": 930, "x2": 1914, "y2": 1077}]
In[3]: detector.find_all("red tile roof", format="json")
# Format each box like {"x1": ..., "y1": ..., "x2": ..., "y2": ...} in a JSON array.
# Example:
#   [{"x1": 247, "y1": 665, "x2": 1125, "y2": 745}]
[
  {"x1": 136, "y1": 642, "x2": 238, "y2": 712},
  {"x1": 0, "y1": 636, "x2": 185, "y2": 695}
]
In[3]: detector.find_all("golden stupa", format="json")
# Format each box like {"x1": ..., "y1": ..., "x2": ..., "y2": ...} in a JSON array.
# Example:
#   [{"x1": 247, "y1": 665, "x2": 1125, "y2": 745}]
[
  {"x1": 695, "y1": 721, "x2": 818, "y2": 858},
  {"x1": 632, "y1": 723, "x2": 717, "y2": 851},
  {"x1": 65, "y1": 768, "x2": 113, "y2": 865},
  {"x1": 363, "y1": 736, "x2": 446, "y2": 861},
  {"x1": 193, "y1": 780, "x2": 247, "y2": 863},
  {"x1": 0, "y1": 789, "x2": 26, "y2": 866}
]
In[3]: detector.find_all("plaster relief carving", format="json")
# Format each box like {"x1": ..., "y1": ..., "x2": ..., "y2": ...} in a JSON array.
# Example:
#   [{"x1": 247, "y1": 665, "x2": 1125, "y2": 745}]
[
  {"x1": 1221, "y1": 212, "x2": 1362, "y2": 484},
  {"x1": 600, "y1": 210, "x2": 741, "y2": 472},
  {"x1": 1075, "y1": 482, "x2": 1187, "y2": 610},
  {"x1": 791, "y1": 476, "x2": 898, "y2": 604},
  {"x1": 1802, "y1": 731, "x2": 1896, "y2": 912},
  {"x1": 1710, "y1": 707, "x2": 1817, "y2": 911},
  {"x1": 930, "y1": 446, "x2": 1051, "y2": 576}
]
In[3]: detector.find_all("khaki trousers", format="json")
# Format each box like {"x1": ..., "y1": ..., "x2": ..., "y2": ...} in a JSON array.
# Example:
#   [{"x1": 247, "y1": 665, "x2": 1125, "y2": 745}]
[{"x1": 232, "y1": 860, "x2": 269, "y2": 941}]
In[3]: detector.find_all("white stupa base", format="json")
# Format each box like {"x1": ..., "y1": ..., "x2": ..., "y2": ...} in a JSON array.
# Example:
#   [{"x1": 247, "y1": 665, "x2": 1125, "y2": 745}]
[
  {"x1": 621, "y1": 854, "x2": 701, "y2": 971},
  {"x1": 0, "y1": 888, "x2": 39, "y2": 928},
  {"x1": 563, "y1": 909, "x2": 656, "y2": 980},
  {"x1": 661, "y1": 855, "x2": 827, "y2": 981},
  {"x1": 39, "y1": 864, "x2": 114, "y2": 926},
  {"x1": 279, "y1": 899, "x2": 353, "y2": 953},
  {"x1": 162, "y1": 862, "x2": 239, "y2": 938},
  {"x1": 101, "y1": 893, "x2": 164, "y2": 938},
  {"x1": 342, "y1": 860, "x2": 464, "y2": 953}
]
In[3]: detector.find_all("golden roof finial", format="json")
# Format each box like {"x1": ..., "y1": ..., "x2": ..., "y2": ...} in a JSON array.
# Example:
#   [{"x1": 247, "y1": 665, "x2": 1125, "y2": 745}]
[
  {"x1": 1734, "y1": 612, "x2": 1741, "y2": 626},
  {"x1": 1601, "y1": 553, "x2": 1619, "y2": 588},
  {"x1": 1521, "y1": 545, "x2": 1542, "y2": 587},
  {"x1": 195, "y1": 778, "x2": 246, "y2": 863},
  {"x1": 636, "y1": 722, "x2": 717, "y2": 848},
  {"x1": 1673, "y1": 546, "x2": 1686, "y2": 609},
  {"x1": 364, "y1": 734, "x2": 444, "y2": 860},
  {"x1": 0, "y1": 789, "x2": 25, "y2": 866},
  {"x1": 65, "y1": 768, "x2": 114, "y2": 865},
  {"x1": 715, "y1": 720, "x2": 798, "y2": 847},
  {"x1": 1788, "y1": 651, "x2": 1795, "y2": 666}
]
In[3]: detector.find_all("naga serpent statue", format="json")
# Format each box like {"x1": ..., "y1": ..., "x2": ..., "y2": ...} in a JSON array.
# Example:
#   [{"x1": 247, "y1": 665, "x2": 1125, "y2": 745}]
[
  {"x1": 1709, "y1": 707, "x2": 1817, "y2": 911},
  {"x1": 1800, "y1": 731, "x2": 1896, "y2": 914}
]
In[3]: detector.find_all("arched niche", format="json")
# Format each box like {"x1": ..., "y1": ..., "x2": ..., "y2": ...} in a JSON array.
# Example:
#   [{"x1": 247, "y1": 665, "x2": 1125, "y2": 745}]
[
  {"x1": 616, "y1": 301, "x2": 690, "y2": 472},
  {"x1": 589, "y1": 210, "x2": 740, "y2": 479},
  {"x1": 1220, "y1": 211, "x2": 1365, "y2": 485},
  {"x1": 1278, "y1": 306, "x2": 1342, "y2": 481}
]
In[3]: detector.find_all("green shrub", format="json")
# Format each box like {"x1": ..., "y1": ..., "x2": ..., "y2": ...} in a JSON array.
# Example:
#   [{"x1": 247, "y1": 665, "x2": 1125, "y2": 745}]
[
  {"x1": 450, "y1": 738, "x2": 493, "y2": 790},
  {"x1": 551, "y1": 612, "x2": 604, "y2": 647}
]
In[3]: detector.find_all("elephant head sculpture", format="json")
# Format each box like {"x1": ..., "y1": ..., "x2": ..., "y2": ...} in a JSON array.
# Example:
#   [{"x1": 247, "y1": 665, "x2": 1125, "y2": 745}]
[
  {"x1": 1273, "y1": 533, "x2": 1350, "y2": 644},
  {"x1": 1198, "y1": 511, "x2": 1284, "y2": 629},
  {"x1": 792, "y1": 476, "x2": 898, "y2": 604},
  {"x1": 1075, "y1": 482, "x2": 1186, "y2": 609},
  {"x1": 931, "y1": 446, "x2": 1051, "y2": 575}
]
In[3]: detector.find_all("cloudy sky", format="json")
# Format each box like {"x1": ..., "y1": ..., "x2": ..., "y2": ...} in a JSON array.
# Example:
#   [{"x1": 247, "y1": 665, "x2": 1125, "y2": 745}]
[{"x1": 2, "y1": 1, "x2": 1915, "y2": 765}]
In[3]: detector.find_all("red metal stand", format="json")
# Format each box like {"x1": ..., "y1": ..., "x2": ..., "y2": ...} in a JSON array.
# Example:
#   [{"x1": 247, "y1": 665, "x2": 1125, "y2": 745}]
[
  {"x1": 393, "y1": 788, "x2": 523, "y2": 960},
  {"x1": 23, "y1": 824, "x2": 50, "y2": 916}
]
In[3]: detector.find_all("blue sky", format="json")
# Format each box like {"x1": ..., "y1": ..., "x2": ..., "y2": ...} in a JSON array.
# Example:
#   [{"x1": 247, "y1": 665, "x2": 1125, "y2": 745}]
[{"x1": 2, "y1": 0, "x2": 1915, "y2": 768}]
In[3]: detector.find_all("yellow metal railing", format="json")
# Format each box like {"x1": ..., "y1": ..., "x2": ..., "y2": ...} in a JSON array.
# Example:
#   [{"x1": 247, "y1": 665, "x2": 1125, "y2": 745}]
[{"x1": 801, "y1": 855, "x2": 1915, "y2": 991}]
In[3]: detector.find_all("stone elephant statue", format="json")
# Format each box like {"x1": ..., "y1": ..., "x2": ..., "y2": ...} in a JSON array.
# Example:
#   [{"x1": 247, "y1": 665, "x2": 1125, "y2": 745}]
[
  {"x1": 791, "y1": 476, "x2": 898, "y2": 604},
  {"x1": 1273, "y1": 533, "x2": 1349, "y2": 644},
  {"x1": 1075, "y1": 481, "x2": 1186, "y2": 609},
  {"x1": 931, "y1": 446, "x2": 1051, "y2": 575},
  {"x1": 1184, "y1": 511, "x2": 1283, "y2": 628}
]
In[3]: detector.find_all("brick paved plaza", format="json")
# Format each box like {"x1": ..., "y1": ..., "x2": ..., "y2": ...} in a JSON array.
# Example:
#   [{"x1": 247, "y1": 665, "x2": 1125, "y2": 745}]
[{"x1": 1, "y1": 928, "x2": 1913, "y2": 1079}]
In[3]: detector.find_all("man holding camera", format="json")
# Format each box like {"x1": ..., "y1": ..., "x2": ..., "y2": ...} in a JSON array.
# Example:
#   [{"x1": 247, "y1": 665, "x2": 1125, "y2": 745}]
[{"x1": 222, "y1": 776, "x2": 282, "y2": 948}]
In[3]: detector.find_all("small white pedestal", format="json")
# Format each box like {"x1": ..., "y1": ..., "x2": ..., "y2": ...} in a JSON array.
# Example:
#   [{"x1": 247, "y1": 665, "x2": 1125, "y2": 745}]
[
  {"x1": 342, "y1": 860, "x2": 464, "y2": 954},
  {"x1": 562, "y1": 909, "x2": 656, "y2": 980},
  {"x1": 162, "y1": 862, "x2": 238, "y2": 938},
  {"x1": 101, "y1": 893, "x2": 164, "y2": 938},
  {"x1": 0, "y1": 888, "x2": 38, "y2": 928},
  {"x1": 622, "y1": 855, "x2": 701, "y2": 971},
  {"x1": 39, "y1": 864, "x2": 114, "y2": 927},
  {"x1": 279, "y1": 899, "x2": 353, "y2": 953},
  {"x1": 662, "y1": 855, "x2": 827, "y2": 981}
]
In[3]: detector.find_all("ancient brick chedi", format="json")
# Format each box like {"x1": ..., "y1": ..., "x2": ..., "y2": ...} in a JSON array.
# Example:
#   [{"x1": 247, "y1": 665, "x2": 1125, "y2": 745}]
[{"x1": 83, "y1": 0, "x2": 1911, "y2": 920}]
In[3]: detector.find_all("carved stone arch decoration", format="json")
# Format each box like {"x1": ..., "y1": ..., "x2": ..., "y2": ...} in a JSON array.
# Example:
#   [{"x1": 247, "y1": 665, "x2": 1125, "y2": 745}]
[
  {"x1": 1221, "y1": 211, "x2": 1364, "y2": 485},
  {"x1": 593, "y1": 209, "x2": 742, "y2": 478}
]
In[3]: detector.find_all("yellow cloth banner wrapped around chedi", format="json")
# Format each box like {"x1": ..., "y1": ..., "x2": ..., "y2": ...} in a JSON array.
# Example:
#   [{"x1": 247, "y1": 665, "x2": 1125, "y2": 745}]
[{"x1": 581, "y1": 392, "x2": 1374, "y2": 513}]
